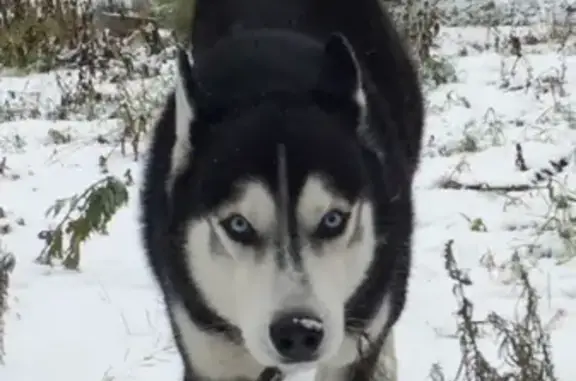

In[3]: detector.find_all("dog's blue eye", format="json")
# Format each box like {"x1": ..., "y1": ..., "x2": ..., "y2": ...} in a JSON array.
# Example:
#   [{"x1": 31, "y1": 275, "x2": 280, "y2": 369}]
[
  {"x1": 323, "y1": 210, "x2": 343, "y2": 228},
  {"x1": 229, "y1": 215, "x2": 249, "y2": 232},
  {"x1": 220, "y1": 214, "x2": 259, "y2": 244},
  {"x1": 314, "y1": 209, "x2": 350, "y2": 239}
]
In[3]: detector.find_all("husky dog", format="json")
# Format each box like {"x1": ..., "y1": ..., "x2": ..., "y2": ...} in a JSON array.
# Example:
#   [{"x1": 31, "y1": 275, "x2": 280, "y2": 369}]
[{"x1": 139, "y1": 0, "x2": 424, "y2": 380}]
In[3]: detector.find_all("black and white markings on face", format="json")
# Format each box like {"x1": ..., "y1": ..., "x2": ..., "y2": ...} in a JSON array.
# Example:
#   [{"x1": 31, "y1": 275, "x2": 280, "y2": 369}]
[
  {"x1": 274, "y1": 143, "x2": 302, "y2": 270},
  {"x1": 206, "y1": 174, "x2": 365, "y2": 272},
  {"x1": 185, "y1": 101, "x2": 369, "y2": 269}
]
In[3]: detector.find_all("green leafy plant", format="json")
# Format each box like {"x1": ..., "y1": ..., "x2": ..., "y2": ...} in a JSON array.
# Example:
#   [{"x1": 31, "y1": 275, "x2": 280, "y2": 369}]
[{"x1": 36, "y1": 175, "x2": 130, "y2": 270}]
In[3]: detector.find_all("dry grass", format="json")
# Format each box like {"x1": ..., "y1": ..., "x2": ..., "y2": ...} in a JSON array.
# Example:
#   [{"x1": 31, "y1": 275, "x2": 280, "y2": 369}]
[
  {"x1": 0, "y1": 0, "x2": 167, "y2": 71},
  {"x1": 439, "y1": 241, "x2": 559, "y2": 381}
]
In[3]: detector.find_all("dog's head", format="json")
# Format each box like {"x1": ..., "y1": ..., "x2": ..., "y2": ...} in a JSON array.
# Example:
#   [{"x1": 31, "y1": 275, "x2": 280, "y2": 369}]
[{"x1": 170, "y1": 31, "x2": 378, "y2": 372}]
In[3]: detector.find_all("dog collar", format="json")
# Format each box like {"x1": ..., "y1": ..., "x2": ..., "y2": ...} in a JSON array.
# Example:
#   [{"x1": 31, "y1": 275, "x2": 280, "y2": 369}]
[{"x1": 256, "y1": 367, "x2": 283, "y2": 381}]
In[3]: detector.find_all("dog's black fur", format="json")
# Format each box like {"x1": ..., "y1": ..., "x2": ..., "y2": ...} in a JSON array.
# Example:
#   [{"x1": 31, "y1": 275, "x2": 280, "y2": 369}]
[
  {"x1": 140, "y1": 0, "x2": 424, "y2": 380},
  {"x1": 190, "y1": 0, "x2": 423, "y2": 171}
]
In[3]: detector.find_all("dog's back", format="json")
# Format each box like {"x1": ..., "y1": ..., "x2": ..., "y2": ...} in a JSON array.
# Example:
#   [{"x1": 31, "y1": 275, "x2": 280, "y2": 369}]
[{"x1": 190, "y1": 0, "x2": 424, "y2": 172}]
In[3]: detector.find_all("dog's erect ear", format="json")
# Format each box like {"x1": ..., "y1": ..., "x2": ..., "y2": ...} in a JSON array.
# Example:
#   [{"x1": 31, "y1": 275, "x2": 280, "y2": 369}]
[
  {"x1": 315, "y1": 34, "x2": 367, "y2": 130},
  {"x1": 174, "y1": 46, "x2": 198, "y2": 146},
  {"x1": 170, "y1": 47, "x2": 201, "y2": 186},
  {"x1": 317, "y1": 34, "x2": 364, "y2": 105}
]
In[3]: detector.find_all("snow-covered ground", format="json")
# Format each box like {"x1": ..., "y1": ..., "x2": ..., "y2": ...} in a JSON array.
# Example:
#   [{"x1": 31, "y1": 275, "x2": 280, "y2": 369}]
[{"x1": 1, "y1": 25, "x2": 575, "y2": 381}]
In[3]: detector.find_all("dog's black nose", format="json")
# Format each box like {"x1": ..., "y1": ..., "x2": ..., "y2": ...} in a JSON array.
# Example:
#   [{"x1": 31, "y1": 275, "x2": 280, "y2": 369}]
[{"x1": 269, "y1": 312, "x2": 324, "y2": 363}]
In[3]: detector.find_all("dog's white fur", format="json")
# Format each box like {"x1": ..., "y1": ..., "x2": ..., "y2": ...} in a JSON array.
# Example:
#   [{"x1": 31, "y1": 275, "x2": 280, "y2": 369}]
[
  {"x1": 171, "y1": 297, "x2": 397, "y2": 381},
  {"x1": 172, "y1": 299, "x2": 397, "y2": 381},
  {"x1": 176, "y1": 176, "x2": 395, "y2": 380}
]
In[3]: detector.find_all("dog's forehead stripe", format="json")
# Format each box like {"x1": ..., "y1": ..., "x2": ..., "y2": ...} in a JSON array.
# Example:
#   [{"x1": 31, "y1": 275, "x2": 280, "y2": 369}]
[
  {"x1": 276, "y1": 144, "x2": 304, "y2": 271},
  {"x1": 275, "y1": 144, "x2": 288, "y2": 269}
]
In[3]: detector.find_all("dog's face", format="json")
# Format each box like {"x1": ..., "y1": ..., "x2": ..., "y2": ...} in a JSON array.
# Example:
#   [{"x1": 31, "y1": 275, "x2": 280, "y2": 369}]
[{"x1": 171, "y1": 33, "x2": 377, "y2": 371}]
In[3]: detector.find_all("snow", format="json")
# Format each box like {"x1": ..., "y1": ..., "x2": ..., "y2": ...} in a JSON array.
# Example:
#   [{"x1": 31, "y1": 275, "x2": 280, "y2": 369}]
[{"x1": 1, "y1": 24, "x2": 576, "y2": 381}]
